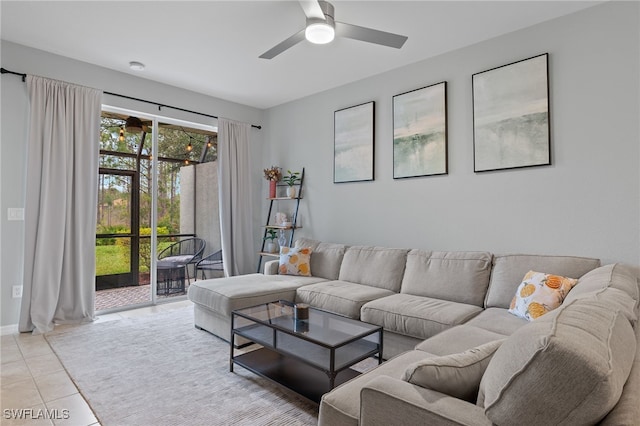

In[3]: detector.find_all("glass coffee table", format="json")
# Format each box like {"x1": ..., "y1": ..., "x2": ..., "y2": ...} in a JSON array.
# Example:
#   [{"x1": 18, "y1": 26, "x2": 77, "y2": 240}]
[{"x1": 230, "y1": 301, "x2": 382, "y2": 403}]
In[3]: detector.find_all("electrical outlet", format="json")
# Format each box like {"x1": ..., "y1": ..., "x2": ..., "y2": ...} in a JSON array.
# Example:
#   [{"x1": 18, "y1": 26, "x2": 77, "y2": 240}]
[{"x1": 12, "y1": 285, "x2": 23, "y2": 298}]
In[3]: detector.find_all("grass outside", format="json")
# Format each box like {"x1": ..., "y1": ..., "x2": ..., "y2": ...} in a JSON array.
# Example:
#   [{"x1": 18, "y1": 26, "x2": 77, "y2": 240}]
[
  {"x1": 96, "y1": 242, "x2": 171, "y2": 276},
  {"x1": 96, "y1": 245, "x2": 129, "y2": 275}
]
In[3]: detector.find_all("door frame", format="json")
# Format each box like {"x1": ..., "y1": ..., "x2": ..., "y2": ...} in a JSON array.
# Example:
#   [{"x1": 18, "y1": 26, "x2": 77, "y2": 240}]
[
  {"x1": 97, "y1": 105, "x2": 217, "y2": 312},
  {"x1": 96, "y1": 168, "x2": 140, "y2": 290}
]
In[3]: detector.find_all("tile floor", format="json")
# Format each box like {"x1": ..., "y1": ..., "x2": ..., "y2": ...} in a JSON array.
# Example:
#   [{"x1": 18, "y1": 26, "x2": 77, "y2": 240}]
[{"x1": 0, "y1": 300, "x2": 192, "y2": 426}]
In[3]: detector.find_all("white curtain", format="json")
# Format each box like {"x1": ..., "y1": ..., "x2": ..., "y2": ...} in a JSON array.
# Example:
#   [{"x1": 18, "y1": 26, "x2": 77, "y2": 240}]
[
  {"x1": 217, "y1": 118, "x2": 255, "y2": 276},
  {"x1": 19, "y1": 75, "x2": 102, "y2": 334}
]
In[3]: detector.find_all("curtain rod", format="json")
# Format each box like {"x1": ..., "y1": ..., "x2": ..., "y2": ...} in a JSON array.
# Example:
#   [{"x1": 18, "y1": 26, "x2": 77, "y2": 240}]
[{"x1": 1, "y1": 67, "x2": 262, "y2": 130}]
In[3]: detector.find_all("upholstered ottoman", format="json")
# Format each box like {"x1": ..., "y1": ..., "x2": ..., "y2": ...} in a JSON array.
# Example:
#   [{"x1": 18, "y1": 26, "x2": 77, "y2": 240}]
[{"x1": 187, "y1": 273, "x2": 326, "y2": 342}]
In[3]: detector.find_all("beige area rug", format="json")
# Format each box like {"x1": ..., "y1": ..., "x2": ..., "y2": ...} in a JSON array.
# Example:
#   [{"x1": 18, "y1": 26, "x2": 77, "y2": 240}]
[{"x1": 45, "y1": 305, "x2": 374, "y2": 426}]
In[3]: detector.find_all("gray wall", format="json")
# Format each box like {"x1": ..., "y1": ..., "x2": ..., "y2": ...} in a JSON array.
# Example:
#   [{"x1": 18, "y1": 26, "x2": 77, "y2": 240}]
[
  {"x1": 264, "y1": 2, "x2": 640, "y2": 267},
  {"x1": 0, "y1": 41, "x2": 264, "y2": 329},
  {"x1": 180, "y1": 161, "x2": 222, "y2": 256},
  {"x1": 195, "y1": 162, "x2": 222, "y2": 258}
]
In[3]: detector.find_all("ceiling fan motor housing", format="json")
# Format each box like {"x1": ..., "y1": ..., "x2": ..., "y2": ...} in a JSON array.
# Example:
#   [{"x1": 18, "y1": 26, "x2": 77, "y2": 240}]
[
  {"x1": 306, "y1": 1, "x2": 335, "y2": 44},
  {"x1": 319, "y1": 1, "x2": 334, "y2": 20}
]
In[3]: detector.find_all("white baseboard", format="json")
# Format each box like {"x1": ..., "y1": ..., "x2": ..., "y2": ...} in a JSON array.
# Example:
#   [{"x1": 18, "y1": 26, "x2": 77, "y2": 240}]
[{"x1": 1, "y1": 324, "x2": 19, "y2": 336}]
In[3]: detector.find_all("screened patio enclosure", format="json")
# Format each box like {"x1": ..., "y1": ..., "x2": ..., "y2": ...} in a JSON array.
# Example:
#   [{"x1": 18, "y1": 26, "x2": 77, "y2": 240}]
[{"x1": 96, "y1": 109, "x2": 222, "y2": 310}]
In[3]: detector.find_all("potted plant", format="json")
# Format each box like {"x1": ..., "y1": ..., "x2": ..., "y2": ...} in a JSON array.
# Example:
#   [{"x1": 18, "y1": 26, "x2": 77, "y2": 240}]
[
  {"x1": 283, "y1": 170, "x2": 301, "y2": 198},
  {"x1": 263, "y1": 166, "x2": 282, "y2": 198},
  {"x1": 263, "y1": 229, "x2": 278, "y2": 253}
]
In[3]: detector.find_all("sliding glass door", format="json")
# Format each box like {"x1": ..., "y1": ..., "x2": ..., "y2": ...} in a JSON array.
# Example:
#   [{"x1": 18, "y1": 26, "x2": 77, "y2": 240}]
[
  {"x1": 95, "y1": 107, "x2": 221, "y2": 312},
  {"x1": 96, "y1": 112, "x2": 153, "y2": 310}
]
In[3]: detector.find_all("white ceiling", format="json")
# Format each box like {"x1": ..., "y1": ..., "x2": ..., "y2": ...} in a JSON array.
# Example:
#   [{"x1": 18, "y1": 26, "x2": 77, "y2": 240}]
[{"x1": 1, "y1": 1, "x2": 601, "y2": 109}]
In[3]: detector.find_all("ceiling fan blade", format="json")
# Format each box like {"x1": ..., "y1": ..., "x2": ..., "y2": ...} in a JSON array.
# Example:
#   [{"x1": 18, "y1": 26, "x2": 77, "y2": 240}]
[
  {"x1": 298, "y1": 0, "x2": 325, "y2": 20},
  {"x1": 335, "y1": 21, "x2": 408, "y2": 49},
  {"x1": 259, "y1": 29, "x2": 306, "y2": 59}
]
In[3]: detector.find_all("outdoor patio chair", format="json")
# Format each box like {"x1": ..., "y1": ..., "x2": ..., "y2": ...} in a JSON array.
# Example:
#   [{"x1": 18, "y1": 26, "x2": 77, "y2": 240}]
[
  {"x1": 157, "y1": 237, "x2": 205, "y2": 295},
  {"x1": 196, "y1": 250, "x2": 224, "y2": 280}
]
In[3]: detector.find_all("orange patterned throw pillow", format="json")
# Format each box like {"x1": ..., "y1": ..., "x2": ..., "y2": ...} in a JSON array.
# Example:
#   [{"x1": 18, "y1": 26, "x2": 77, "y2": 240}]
[
  {"x1": 278, "y1": 247, "x2": 312, "y2": 276},
  {"x1": 508, "y1": 271, "x2": 578, "y2": 321}
]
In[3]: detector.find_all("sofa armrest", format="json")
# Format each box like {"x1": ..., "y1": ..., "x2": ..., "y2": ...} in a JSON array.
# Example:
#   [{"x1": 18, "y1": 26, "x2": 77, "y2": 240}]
[
  {"x1": 360, "y1": 376, "x2": 491, "y2": 426},
  {"x1": 264, "y1": 260, "x2": 279, "y2": 275}
]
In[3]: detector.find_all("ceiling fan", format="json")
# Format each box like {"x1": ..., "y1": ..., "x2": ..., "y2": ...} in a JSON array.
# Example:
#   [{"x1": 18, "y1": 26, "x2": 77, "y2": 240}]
[{"x1": 259, "y1": 0, "x2": 408, "y2": 59}]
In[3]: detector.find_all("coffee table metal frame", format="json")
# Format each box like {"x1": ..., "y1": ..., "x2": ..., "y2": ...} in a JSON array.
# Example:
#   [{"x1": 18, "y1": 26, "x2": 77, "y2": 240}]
[{"x1": 230, "y1": 301, "x2": 382, "y2": 403}]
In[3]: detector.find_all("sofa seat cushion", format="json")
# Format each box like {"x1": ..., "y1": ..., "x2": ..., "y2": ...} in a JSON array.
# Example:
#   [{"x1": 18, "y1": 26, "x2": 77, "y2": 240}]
[
  {"x1": 479, "y1": 297, "x2": 636, "y2": 426},
  {"x1": 401, "y1": 250, "x2": 493, "y2": 307},
  {"x1": 484, "y1": 254, "x2": 600, "y2": 309},
  {"x1": 187, "y1": 273, "x2": 326, "y2": 316},
  {"x1": 361, "y1": 294, "x2": 483, "y2": 340},
  {"x1": 338, "y1": 246, "x2": 409, "y2": 292},
  {"x1": 319, "y1": 350, "x2": 433, "y2": 426},
  {"x1": 295, "y1": 280, "x2": 395, "y2": 319},
  {"x1": 464, "y1": 308, "x2": 528, "y2": 336},
  {"x1": 415, "y1": 325, "x2": 509, "y2": 356}
]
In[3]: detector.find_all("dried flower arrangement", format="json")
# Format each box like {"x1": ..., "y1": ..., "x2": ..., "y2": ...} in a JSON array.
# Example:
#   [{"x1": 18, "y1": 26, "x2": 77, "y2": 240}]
[{"x1": 263, "y1": 166, "x2": 282, "y2": 182}]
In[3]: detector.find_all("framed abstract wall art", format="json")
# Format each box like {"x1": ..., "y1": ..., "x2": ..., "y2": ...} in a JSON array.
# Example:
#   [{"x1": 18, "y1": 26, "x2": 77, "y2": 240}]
[
  {"x1": 472, "y1": 53, "x2": 550, "y2": 172},
  {"x1": 334, "y1": 101, "x2": 375, "y2": 183},
  {"x1": 393, "y1": 81, "x2": 447, "y2": 178}
]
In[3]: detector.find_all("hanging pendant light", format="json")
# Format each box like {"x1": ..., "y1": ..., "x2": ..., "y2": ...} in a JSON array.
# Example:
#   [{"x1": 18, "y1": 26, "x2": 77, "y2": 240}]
[
  {"x1": 125, "y1": 116, "x2": 143, "y2": 133},
  {"x1": 187, "y1": 141, "x2": 193, "y2": 152},
  {"x1": 119, "y1": 127, "x2": 125, "y2": 142}
]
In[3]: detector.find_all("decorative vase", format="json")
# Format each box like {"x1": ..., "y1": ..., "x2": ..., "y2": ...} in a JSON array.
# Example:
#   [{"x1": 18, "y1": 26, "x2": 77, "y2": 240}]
[
  {"x1": 278, "y1": 229, "x2": 287, "y2": 247},
  {"x1": 265, "y1": 242, "x2": 276, "y2": 253},
  {"x1": 286, "y1": 186, "x2": 296, "y2": 198},
  {"x1": 269, "y1": 180, "x2": 277, "y2": 198}
]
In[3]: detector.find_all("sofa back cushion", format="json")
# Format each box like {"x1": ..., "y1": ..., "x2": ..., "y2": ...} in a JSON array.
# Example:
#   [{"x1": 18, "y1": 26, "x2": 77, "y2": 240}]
[
  {"x1": 294, "y1": 238, "x2": 346, "y2": 280},
  {"x1": 403, "y1": 339, "x2": 505, "y2": 402},
  {"x1": 478, "y1": 298, "x2": 636, "y2": 426},
  {"x1": 563, "y1": 263, "x2": 639, "y2": 306},
  {"x1": 400, "y1": 250, "x2": 493, "y2": 307},
  {"x1": 484, "y1": 254, "x2": 600, "y2": 309},
  {"x1": 338, "y1": 246, "x2": 409, "y2": 292}
]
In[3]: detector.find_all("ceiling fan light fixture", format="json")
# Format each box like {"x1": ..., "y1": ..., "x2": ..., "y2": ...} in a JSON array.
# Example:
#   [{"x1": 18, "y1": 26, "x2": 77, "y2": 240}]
[{"x1": 305, "y1": 21, "x2": 335, "y2": 44}]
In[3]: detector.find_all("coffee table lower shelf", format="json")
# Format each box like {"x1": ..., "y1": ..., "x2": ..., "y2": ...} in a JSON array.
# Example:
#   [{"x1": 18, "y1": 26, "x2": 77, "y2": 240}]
[{"x1": 233, "y1": 348, "x2": 360, "y2": 403}]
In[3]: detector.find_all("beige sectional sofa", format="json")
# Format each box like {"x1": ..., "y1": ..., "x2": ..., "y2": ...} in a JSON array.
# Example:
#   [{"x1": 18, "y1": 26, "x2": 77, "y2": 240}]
[{"x1": 187, "y1": 238, "x2": 640, "y2": 425}]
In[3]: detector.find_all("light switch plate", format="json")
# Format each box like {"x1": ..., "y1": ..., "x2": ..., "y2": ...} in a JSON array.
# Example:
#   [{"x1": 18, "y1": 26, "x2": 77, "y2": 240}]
[
  {"x1": 12, "y1": 286, "x2": 23, "y2": 298},
  {"x1": 7, "y1": 208, "x2": 24, "y2": 221}
]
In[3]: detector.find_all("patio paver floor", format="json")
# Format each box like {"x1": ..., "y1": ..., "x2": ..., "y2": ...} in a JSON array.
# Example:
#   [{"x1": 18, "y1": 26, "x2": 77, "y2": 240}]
[{"x1": 95, "y1": 284, "x2": 188, "y2": 311}]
